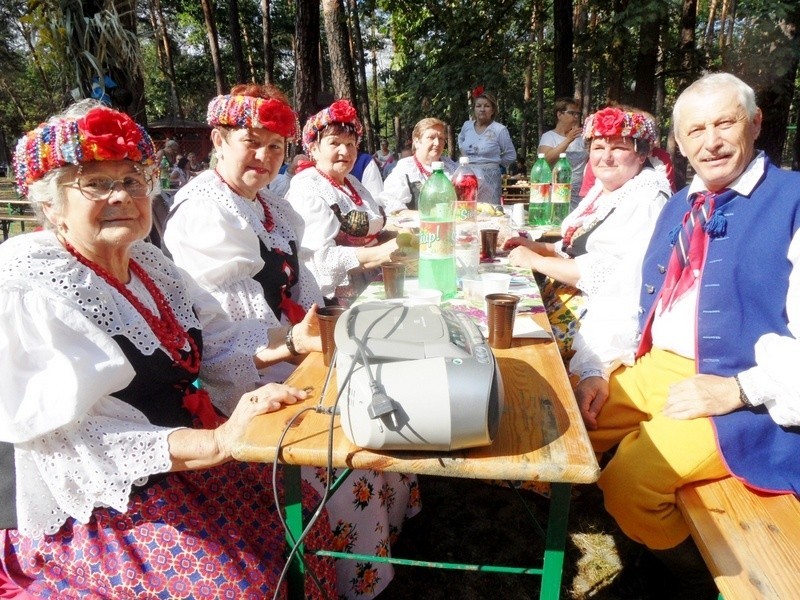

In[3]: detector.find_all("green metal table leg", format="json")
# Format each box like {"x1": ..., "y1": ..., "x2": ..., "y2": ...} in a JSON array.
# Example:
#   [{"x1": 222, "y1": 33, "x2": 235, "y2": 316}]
[
  {"x1": 539, "y1": 482, "x2": 572, "y2": 600},
  {"x1": 283, "y1": 464, "x2": 305, "y2": 600}
]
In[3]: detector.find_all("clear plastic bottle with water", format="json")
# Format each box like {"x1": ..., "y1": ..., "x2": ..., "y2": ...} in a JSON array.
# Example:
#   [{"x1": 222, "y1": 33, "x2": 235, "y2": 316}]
[
  {"x1": 528, "y1": 153, "x2": 552, "y2": 226},
  {"x1": 550, "y1": 153, "x2": 572, "y2": 225},
  {"x1": 418, "y1": 161, "x2": 458, "y2": 299},
  {"x1": 452, "y1": 157, "x2": 480, "y2": 280}
]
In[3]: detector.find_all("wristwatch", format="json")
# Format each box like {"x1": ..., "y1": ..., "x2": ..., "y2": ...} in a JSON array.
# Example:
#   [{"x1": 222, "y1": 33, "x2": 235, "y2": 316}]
[
  {"x1": 734, "y1": 375, "x2": 753, "y2": 408},
  {"x1": 285, "y1": 325, "x2": 300, "y2": 356}
]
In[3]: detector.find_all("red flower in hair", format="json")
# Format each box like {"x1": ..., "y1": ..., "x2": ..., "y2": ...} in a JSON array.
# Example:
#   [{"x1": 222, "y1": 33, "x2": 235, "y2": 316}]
[
  {"x1": 328, "y1": 100, "x2": 358, "y2": 124},
  {"x1": 78, "y1": 107, "x2": 144, "y2": 161},
  {"x1": 592, "y1": 107, "x2": 626, "y2": 137},
  {"x1": 257, "y1": 98, "x2": 297, "y2": 138},
  {"x1": 472, "y1": 86, "x2": 485, "y2": 98}
]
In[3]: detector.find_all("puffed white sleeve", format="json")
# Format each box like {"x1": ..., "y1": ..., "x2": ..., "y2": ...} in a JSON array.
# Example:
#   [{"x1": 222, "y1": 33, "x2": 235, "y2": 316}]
[
  {"x1": 0, "y1": 285, "x2": 176, "y2": 538},
  {"x1": 164, "y1": 194, "x2": 275, "y2": 325},
  {"x1": 178, "y1": 268, "x2": 269, "y2": 415},
  {"x1": 736, "y1": 229, "x2": 800, "y2": 426},
  {"x1": 379, "y1": 165, "x2": 413, "y2": 214},
  {"x1": 290, "y1": 191, "x2": 360, "y2": 296}
]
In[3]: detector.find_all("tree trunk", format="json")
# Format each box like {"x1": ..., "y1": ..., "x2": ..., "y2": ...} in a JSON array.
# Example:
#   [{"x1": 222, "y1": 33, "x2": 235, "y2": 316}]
[
  {"x1": 754, "y1": 4, "x2": 800, "y2": 167},
  {"x1": 346, "y1": 0, "x2": 374, "y2": 151},
  {"x1": 671, "y1": 0, "x2": 699, "y2": 189},
  {"x1": 553, "y1": 0, "x2": 574, "y2": 99},
  {"x1": 261, "y1": 0, "x2": 273, "y2": 84},
  {"x1": 227, "y1": 0, "x2": 247, "y2": 84},
  {"x1": 605, "y1": 0, "x2": 629, "y2": 103},
  {"x1": 294, "y1": 0, "x2": 321, "y2": 124},
  {"x1": 200, "y1": 0, "x2": 226, "y2": 95},
  {"x1": 321, "y1": 0, "x2": 357, "y2": 102},
  {"x1": 149, "y1": 0, "x2": 183, "y2": 118},
  {"x1": 632, "y1": 2, "x2": 666, "y2": 112}
]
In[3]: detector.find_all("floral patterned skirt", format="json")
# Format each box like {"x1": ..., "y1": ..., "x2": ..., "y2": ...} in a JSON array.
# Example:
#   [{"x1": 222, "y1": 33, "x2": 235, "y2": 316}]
[
  {"x1": 541, "y1": 277, "x2": 588, "y2": 360},
  {"x1": 2, "y1": 462, "x2": 336, "y2": 599},
  {"x1": 304, "y1": 468, "x2": 421, "y2": 599}
]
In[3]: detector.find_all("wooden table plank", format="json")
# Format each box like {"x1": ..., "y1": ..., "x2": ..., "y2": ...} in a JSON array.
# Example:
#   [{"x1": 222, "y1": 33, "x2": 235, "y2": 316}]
[
  {"x1": 678, "y1": 477, "x2": 800, "y2": 600},
  {"x1": 233, "y1": 312, "x2": 599, "y2": 485}
]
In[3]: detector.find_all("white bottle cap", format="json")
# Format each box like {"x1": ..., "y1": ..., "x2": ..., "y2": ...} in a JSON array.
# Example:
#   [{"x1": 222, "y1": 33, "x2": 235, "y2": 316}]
[
  {"x1": 559, "y1": 152, "x2": 567, "y2": 158},
  {"x1": 538, "y1": 153, "x2": 545, "y2": 158},
  {"x1": 459, "y1": 156, "x2": 470, "y2": 165},
  {"x1": 432, "y1": 161, "x2": 444, "y2": 170}
]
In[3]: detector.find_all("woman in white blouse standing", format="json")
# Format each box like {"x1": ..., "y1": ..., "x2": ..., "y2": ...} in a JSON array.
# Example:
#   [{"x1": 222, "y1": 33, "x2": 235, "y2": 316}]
[
  {"x1": 378, "y1": 117, "x2": 457, "y2": 215},
  {"x1": 457, "y1": 88, "x2": 516, "y2": 204},
  {"x1": 287, "y1": 99, "x2": 398, "y2": 305}
]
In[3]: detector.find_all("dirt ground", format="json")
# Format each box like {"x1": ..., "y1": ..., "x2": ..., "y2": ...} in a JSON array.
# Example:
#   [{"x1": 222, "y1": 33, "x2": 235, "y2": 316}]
[{"x1": 374, "y1": 475, "x2": 642, "y2": 600}]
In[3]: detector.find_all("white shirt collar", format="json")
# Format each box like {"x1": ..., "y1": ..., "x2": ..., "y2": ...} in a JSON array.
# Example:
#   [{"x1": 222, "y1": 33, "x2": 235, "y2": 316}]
[{"x1": 686, "y1": 151, "x2": 766, "y2": 198}]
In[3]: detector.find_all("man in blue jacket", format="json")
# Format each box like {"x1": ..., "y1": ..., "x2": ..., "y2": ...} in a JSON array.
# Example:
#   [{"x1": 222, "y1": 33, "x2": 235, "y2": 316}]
[{"x1": 573, "y1": 72, "x2": 800, "y2": 596}]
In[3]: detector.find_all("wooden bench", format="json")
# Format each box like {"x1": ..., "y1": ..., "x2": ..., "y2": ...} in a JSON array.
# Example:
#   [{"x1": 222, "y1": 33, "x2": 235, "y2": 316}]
[
  {"x1": 501, "y1": 176, "x2": 530, "y2": 205},
  {"x1": 677, "y1": 477, "x2": 800, "y2": 599},
  {"x1": 0, "y1": 185, "x2": 38, "y2": 240}
]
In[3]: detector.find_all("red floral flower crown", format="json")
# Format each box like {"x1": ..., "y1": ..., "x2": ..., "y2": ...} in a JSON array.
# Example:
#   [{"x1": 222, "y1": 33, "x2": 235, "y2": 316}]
[
  {"x1": 301, "y1": 99, "x2": 363, "y2": 153},
  {"x1": 472, "y1": 86, "x2": 485, "y2": 98},
  {"x1": 206, "y1": 94, "x2": 298, "y2": 139},
  {"x1": 14, "y1": 105, "x2": 155, "y2": 197},
  {"x1": 582, "y1": 107, "x2": 658, "y2": 145}
]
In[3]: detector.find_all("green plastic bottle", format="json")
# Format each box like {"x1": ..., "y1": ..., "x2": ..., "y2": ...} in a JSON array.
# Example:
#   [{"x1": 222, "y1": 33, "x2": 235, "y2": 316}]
[
  {"x1": 418, "y1": 161, "x2": 457, "y2": 299},
  {"x1": 550, "y1": 153, "x2": 572, "y2": 225},
  {"x1": 528, "y1": 153, "x2": 552, "y2": 226}
]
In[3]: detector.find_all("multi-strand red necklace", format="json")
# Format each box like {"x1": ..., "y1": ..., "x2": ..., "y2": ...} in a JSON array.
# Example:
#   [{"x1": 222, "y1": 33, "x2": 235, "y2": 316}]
[
  {"x1": 214, "y1": 169, "x2": 274, "y2": 231},
  {"x1": 315, "y1": 168, "x2": 364, "y2": 206},
  {"x1": 413, "y1": 157, "x2": 431, "y2": 179},
  {"x1": 63, "y1": 240, "x2": 201, "y2": 375}
]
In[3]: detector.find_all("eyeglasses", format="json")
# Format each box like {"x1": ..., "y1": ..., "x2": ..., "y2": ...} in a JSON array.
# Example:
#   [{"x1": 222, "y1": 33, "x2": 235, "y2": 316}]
[
  {"x1": 64, "y1": 174, "x2": 152, "y2": 201},
  {"x1": 563, "y1": 110, "x2": 582, "y2": 117}
]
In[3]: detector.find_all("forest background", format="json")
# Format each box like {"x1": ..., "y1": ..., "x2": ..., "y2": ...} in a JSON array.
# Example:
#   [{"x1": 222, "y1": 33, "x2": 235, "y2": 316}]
[{"x1": 0, "y1": 0, "x2": 799, "y2": 189}]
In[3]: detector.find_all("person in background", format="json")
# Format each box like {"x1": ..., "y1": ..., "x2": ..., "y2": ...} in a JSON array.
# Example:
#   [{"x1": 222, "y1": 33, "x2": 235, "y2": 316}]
[
  {"x1": 351, "y1": 150, "x2": 384, "y2": 198},
  {"x1": 573, "y1": 72, "x2": 800, "y2": 598},
  {"x1": 538, "y1": 97, "x2": 589, "y2": 210},
  {"x1": 268, "y1": 152, "x2": 308, "y2": 198},
  {"x1": 186, "y1": 151, "x2": 204, "y2": 177},
  {"x1": 373, "y1": 138, "x2": 393, "y2": 172},
  {"x1": 505, "y1": 107, "x2": 670, "y2": 357},
  {"x1": 379, "y1": 118, "x2": 457, "y2": 214},
  {"x1": 287, "y1": 99, "x2": 398, "y2": 306},
  {"x1": 458, "y1": 88, "x2": 516, "y2": 204},
  {"x1": 169, "y1": 155, "x2": 190, "y2": 188},
  {"x1": 0, "y1": 100, "x2": 336, "y2": 599},
  {"x1": 155, "y1": 138, "x2": 180, "y2": 171}
]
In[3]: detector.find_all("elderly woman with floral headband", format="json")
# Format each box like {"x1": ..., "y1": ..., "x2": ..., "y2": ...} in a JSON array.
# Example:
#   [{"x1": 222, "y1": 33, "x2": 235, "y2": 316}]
[
  {"x1": 0, "y1": 100, "x2": 337, "y2": 598},
  {"x1": 287, "y1": 100, "x2": 422, "y2": 599},
  {"x1": 286, "y1": 99, "x2": 398, "y2": 305},
  {"x1": 166, "y1": 90, "x2": 419, "y2": 600},
  {"x1": 505, "y1": 106, "x2": 671, "y2": 357},
  {"x1": 163, "y1": 83, "x2": 324, "y2": 388}
]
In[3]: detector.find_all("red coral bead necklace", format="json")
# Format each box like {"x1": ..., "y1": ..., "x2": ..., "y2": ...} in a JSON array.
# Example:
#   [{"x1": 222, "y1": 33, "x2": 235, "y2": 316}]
[
  {"x1": 315, "y1": 167, "x2": 364, "y2": 206},
  {"x1": 63, "y1": 239, "x2": 201, "y2": 375}
]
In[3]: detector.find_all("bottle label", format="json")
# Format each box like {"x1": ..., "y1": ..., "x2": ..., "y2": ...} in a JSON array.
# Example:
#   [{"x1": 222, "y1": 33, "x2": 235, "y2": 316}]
[
  {"x1": 552, "y1": 183, "x2": 570, "y2": 204},
  {"x1": 455, "y1": 201, "x2": 477, "y2": 221},
  {"x1": 529, "y1": 183, "x2": 550, "y2": 204},
  {"x1": 419, "y1": 220, "x2": 454, "y2": 258}
]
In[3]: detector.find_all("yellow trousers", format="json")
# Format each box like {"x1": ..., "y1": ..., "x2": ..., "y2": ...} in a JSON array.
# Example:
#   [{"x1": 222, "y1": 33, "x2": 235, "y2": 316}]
[{"x1": 589, "y1": 348, "x2": 729, "y2": 550}]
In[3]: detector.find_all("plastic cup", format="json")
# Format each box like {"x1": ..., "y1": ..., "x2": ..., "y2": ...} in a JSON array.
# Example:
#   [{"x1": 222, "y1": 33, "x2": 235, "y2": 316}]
[
  {"x1": 317, "y1": 306, "x2": 346, "y2": 366},
  {"x1": 381, "y1": 262, "x2": 406, "y2": 299},
  {"x1": 480, "y1": 228, "x2": 500, "y2": 260},
  {"x1": 406, "y1": 288, "x2": 442, "y2": 306},
  {"x1": 481, "y1": 272, "x2": 511, "y2": 296},
  {"x1": 485, "y1": 293, "x2": 520, "y2": 349}
]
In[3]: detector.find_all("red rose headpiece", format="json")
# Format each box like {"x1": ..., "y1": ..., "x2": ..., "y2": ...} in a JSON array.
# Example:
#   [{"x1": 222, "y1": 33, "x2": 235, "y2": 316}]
[
  {"x1": 206, "y1": 94, "x2": 298, "y2": 139},
  {"x1": 13, "y1": 105, "x2": 155, "y2": 198},
  {"x1": 301, "y1": 99, "x2": 363, "y2": 153},
  {"x1": 472, "y1": 85, "x2": 485, "y2": 99},
  {"x1": 582, "y1": 107, "x2": 658, "y2": 145}
]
